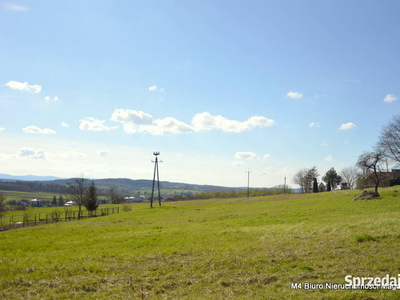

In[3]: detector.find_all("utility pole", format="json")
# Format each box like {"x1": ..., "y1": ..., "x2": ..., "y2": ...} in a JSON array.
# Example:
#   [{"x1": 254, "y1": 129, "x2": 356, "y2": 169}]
[
  {"x1": 246, "y1": 168, "x2": 252, "y2": 198},
  {"x1": 284, "y1": 175, "x2": 287, "y2": 194},
  {"x1": 150, "y1": 152, "x2": 162, "y2": 208}
]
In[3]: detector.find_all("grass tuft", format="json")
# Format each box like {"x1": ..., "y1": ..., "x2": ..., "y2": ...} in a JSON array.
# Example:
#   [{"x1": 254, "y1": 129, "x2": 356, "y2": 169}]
[{"x1": 355, "y1": 233, "x2": 378, "y2": 243}]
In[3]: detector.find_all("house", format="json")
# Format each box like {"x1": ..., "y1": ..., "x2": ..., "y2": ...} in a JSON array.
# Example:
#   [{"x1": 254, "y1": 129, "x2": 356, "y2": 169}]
[
  {"x1": 390, "y1": 169, "x2": 400, "y2": 186},
  {"x1": 30, "y1": 199, "x2": 43, "y2": 207},
  {"x1": 364, "y1": 169, "x2": 400, "y2": 188},
  {"x1": 64, "y1": 201, "x2": 77, "y2": 207},
  {"x1": 18, "y1": 199, "x2": 30, "y2": 206},
  {"x1": 124, "y1": 195, "x2": 146, "y2": 203}
]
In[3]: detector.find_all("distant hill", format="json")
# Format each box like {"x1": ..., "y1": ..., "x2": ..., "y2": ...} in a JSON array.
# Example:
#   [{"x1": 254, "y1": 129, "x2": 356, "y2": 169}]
[
  {"x1": 0, "y1": 173, "x2": 63, "y2": 182},
  {"x1": 0, "y1": 174, "x2": 242, "y2": 195},
  {"x1": 37, "y1": 178, "x2": 241, "y2": 194}
]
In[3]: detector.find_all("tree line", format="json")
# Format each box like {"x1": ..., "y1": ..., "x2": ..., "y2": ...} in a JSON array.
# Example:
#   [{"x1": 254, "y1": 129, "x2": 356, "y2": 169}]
[
  {"x1": 170, "y1": 186, "x2": 293, "y2": 201},
  {"x1": 292, "y1": 166, "x2": 346, "y2": 193},
  {"x1": 293, "y1": 114, "x2": 400, "y2": 195}
]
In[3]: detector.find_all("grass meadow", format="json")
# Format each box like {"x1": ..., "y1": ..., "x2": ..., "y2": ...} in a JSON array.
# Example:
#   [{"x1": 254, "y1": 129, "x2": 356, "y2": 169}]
[{"x1": 1, "y1": 188, "x2": 400, "y2": 299}]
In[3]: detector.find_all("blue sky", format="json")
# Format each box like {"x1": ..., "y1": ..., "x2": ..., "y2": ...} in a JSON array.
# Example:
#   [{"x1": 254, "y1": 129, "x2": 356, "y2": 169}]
[{"x1": 1, "y1": 0, "x2": 399, "y2": 188}]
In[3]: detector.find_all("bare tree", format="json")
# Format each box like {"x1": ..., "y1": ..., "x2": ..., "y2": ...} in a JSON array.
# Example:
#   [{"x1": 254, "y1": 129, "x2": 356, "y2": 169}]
[
  {"x1": 293, "y1": 167, "x2": 319, "y2": 193},
  {"x1": 292, "y1": 168, "x2": 308, "y2": 193},
  {"x1": 356, "y1": 150, "x2": 385, "y2": 194},
  {"x1": 378, "y1": 114, "x2": 400, "y2": 163},
  {"x1": 340, "y1": 166, "x2": 360, "y2": 189},
  {"x1": 108, "y1": 187, "x2": 124, "y2": 204},
  {"x1": 66, "y1": 175, "x2": 88, "y2": 219},
  {"x1": 306, "y1": 166, "x2": 319, "y2": 193}
]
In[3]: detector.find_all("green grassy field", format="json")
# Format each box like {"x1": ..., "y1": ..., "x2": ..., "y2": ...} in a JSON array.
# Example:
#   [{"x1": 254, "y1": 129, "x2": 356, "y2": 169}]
[
  {"x1": 0, "y1": 190, "x2": 65, "y2": 202},
  {"x1": 1, "y1": 188, "x2": 400, "y2": 299}
]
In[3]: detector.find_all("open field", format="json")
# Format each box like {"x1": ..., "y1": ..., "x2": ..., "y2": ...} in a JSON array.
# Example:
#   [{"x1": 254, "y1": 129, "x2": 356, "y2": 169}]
[
  {"x1": 1, "y1": 188, "x2": 400, "y2": 299},
  {"x1": 0, "y1": 190, "x2": 65, "y2": 202}
]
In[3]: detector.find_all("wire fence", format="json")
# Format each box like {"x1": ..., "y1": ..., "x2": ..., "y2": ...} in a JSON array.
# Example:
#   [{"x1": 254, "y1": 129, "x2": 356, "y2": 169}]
[{"x1": 0, "y1": 207, "x2": 119, "y2": 231}]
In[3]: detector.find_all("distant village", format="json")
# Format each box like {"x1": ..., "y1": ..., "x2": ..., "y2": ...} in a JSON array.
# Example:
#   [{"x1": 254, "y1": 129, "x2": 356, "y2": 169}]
[{"x1": 7, "y1": 191, "x2": 196, "y2": 208}]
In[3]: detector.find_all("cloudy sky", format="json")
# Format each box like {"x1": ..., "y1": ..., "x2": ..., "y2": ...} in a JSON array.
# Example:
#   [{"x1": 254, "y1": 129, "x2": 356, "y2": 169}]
[{"x1": 1, "y1": 0, "x2": 399, "y2": 187}]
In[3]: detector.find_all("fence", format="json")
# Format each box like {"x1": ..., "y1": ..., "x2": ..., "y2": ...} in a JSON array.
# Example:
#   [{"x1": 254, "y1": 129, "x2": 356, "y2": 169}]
[{"x1": 0, "y1": 207, "x2": 119, "y2": 231}]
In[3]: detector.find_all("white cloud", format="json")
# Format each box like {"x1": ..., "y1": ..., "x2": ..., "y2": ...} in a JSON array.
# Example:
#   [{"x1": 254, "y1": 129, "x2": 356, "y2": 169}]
[
  {"x1": 122, "y1": 118, "x2": 194, "y2": 135},
  {"x1": 149, "y1": 85, "x2": 158, "y2": 91},
  {"x1": 110, "y1": 109, "x2": 274, "y2": 135},
  {"x1": 0, "y1": 127, "x2": 5, "y2": 131},
  {"x1": 233, "y1": 161, "x2": 244, "y2": 166},
  {"x1": 2, "y1": 3, "x2": 29, "y2": 11},
  {"x1": 262, "y1": 154, "x2": 271, "y2": 159},
  {"x1": 45, "y1": 95, "x2": 59, "y2": 102},
  {"x1": 383, "y1": 94, "x2": 397, "y2": 103},
  {"x1": 309, "y1": 122, "x2": 320, "y2": 128},
  {"x1": 192, "y1": 112, "x2": 274, "y2": 133},
  {"x1": 18, "y1": 148, "x2": 45, "y2": 159},
  {"x1": 111, "y1": 109, "x2": 194, "y2": 135},
  {"x1": 61, "y1": 122, "x2": 70, "y2": 127},
  {"x1": 152, "y1": 117, "x2": 194, "y2": 135},
  {"x1": 111, "y1": 109, "x2": 153, "y2": 125},
  {"x1": 286, "y1": 91, "x2": 303, "y2": 99},
  {"x1": 324, "y1": 155, "x2": 333, "y2": 161},
  {"x1": 22, "y1": 125, "x2": 56, "y2": 134},
  {"x1": 234, "y1": 152, "x2": 257, "y2": 160},
  {"x1": 148, "y1": 86, "x2": 165, "y2": 92},
  {"x1": 98, "y1": 150, "x2": 110, "y2": 157},
  {"x1": 320, "y1": 141, "x2": 329, "y2": 147},
  {"x1": 5, "y1": 81, "x2": 41, "y2": 93},
  {"x1": 79, "y1": 117, "x2": 118, "y2": 131},
  {"x1": 339, "y1": 122, "x2": 356, "y2": 130}
]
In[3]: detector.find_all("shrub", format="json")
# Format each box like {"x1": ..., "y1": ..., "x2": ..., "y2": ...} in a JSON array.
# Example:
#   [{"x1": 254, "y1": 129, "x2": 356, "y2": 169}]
[{"x1": 122, "y1": 204, "x2": 132, "y2": 212}]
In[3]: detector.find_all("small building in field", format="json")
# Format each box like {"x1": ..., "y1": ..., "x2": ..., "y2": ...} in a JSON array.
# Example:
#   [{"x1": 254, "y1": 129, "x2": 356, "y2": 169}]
[
  {"x1": 30, "y1": 199, "x2": 43, "y2": 207},
  {"x1": 124, "y1": 195, "x2": 146, "y2": 203},
  {"x1": 64, "y1": 201, "x2": 77, "y2": 207}
]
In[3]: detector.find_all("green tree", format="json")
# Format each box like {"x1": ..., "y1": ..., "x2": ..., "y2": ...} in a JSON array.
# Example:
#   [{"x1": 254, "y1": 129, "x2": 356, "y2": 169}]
[
  {"x1": 84, "y1": 181, "x2": 99, "y2": 213},
  {"x1": 58, "y1": 195, "x2": 64, "y2": 206},
  {"x1": 313, "y1": 178, "x2": 319, "y2": 193},
  {"x1": 52, "y1": 196, "x2": 57, "y2": 206},
  {"x1": 0, "y1": 193, "x2": 6, "y2": 218},
  {"x1": 323, "y1": 168, "x2": 342, "y2": 191},
  {"x1": 305, "y1": 166, "x2": 319, "y2": 193}
]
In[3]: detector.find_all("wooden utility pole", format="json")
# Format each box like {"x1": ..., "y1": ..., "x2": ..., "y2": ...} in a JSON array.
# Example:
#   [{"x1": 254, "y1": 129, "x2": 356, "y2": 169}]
[
  {"x1": 246, "y1": 169, "x2": 252, "y2": 198},
  {"x1": 284, "y1": 175, "x2": 287, "y2": 194}
]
